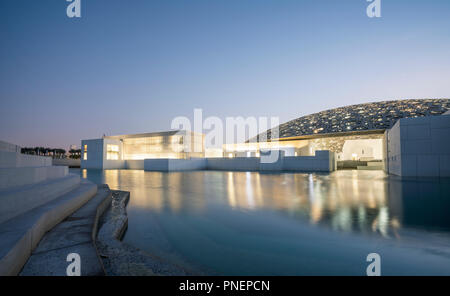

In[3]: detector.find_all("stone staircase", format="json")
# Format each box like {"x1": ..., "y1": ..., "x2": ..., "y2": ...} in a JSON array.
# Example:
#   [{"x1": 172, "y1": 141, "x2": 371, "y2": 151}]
[
  {"x1": 0, "y1": 142, "x2": 99, "y2": 275},
  {"x1": 19, "y1": 185, "x2": 112, "y2": 276}
]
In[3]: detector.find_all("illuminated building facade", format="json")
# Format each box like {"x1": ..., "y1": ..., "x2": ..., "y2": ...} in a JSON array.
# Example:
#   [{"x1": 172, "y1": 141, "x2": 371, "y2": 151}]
[
  {"x1": 81, "y1": 99, "x2": 450, "y2": 176},
  {"x1": 225, "y1": 99, "x2": 450, "y2": 171},
  {"x1": 81, "y1": 130, "x2": 204, "y2": 169}
]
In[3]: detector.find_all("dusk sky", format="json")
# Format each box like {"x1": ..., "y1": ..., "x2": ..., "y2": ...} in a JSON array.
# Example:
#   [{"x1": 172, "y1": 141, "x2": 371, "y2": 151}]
[{"x1": 1, "y1": 0, "x2": 450, "y2": 149}]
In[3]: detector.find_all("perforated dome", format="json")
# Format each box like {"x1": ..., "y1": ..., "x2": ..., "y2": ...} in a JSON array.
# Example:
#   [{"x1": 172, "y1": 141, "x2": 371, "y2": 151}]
[{"x1": 254, "y1": 99, "x2": 450, "y2": 141}]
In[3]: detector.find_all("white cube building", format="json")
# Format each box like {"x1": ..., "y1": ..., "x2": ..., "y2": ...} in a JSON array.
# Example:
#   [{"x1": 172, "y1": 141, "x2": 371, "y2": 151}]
[{"x1": 81, "y1": 130, "x2": 205, "y2": 170}]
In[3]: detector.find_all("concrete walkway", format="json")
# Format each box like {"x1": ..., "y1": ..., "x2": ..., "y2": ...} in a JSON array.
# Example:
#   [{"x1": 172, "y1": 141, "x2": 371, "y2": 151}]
[
  {"x1": 0, "y1": 179, "x2": 97, "y2": 276},
  {"x1": 20, "y1": 185, "x2": 112, "y2": 276}
]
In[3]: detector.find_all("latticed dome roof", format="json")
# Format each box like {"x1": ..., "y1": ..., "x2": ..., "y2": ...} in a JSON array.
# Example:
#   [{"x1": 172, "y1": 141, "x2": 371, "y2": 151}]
[{"x1": 253, "y1": 99, "x2": 450, "y2": 141}]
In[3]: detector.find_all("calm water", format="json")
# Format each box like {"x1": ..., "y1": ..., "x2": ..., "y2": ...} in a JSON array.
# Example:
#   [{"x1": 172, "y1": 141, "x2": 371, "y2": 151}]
[{"x1": 72, "y1": 169, "x2": 450, "y2": 275}]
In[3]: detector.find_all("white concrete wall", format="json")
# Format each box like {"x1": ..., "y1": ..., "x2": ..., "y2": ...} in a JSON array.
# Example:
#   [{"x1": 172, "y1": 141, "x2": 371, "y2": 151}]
[
  {"x1": 0, "y1": 141, "x2": 84, "y2": 225},
  {"x1": 0, "y1": 151, "x2": 52, "y2": 168},
  {"x1": 387, "y1": 114, "x2": 450, "y2": 177},
  {"x1": 79, "y1": 137, "x2": 336, "y2": 173},
  {"x1": 284, "y1": 150, "x2": 335, "y2": 172},
  {"x1": 382, "y1": 132, "x2": 388, "y2": 172},
  {"x1": 102, "y1": 160, "x2": 126, "y2": 170},
  {"x1": 102, "y1": 138, "x2": 125, "y2": 169},
  {"x1": 81, "y1": 139, "x2": 104, "y2": 169},
  {"x1": 144, "y1": 150, "x2": 336, "y2": 172},
  {"x1": 52, "y1": 158, "x2": 80, "y2": 167},
  {"x1": 279, "y1": 147, "x2": 295, "y2": 157},
  {"x1": 0, "y1": 141, "x2": 21, "y2": 153},
  {"x1": 0, "y1": 166, "x2": 68, "y2": 190},
  {"x1": 125, "y1": 160, "x2": 145, "y2": 170},
  {"x1": 144, "y1": 158, "x2": 207, "y2": 171},
  {"x1": 387, "y1": 120, "x2": 402, "y2": 176},
  {"x1": 207, "y1": 157, "x2": 260, "y2": 171},
  {"x1": 298, "y1": 144, "x2": 314, "y2": 156},
  {"x1": 260, "y1": 150, "x2": 285, "y2": 171},
  {"x1": 81, "y1": 138, "x2": 126, "y2": 169}
]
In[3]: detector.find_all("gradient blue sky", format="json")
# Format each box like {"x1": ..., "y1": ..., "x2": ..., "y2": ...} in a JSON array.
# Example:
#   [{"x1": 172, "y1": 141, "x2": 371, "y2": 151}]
[{"x1": 1, "y1": 0, "x2": 449, "y2": 148}]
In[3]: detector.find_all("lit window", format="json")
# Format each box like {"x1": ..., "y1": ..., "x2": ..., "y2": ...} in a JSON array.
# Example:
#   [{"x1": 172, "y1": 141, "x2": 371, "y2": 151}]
[
  {"x1": 228, "y1": 153, "x2": 234, "y2": 158},
  {"x1": 171, "y1": 136, "x2": 182, "y2": 144},
  {"x1": 83, "y1": 153, "x2": 87, "y2": 160},
  {"x1": 84, "y1": 145, "x2": 87, "y2": 152},
  {"x1": 107, "y1": 145, "x2": 119, "y2": 160}
]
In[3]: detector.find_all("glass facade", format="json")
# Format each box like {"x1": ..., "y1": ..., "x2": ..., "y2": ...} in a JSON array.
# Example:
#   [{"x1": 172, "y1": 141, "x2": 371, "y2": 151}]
[
  {"x1": 106, "y1": 144, "x2": 119, "y2": 160},
  {"x1": 118, "y1": 132, "x2": 204, "y2": 160}
]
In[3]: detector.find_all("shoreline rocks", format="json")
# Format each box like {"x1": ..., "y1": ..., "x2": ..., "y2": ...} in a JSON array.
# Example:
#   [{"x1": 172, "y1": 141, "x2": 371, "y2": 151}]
[{"x1": 96, "y1": 190, "x2": 197, "y2": 276}]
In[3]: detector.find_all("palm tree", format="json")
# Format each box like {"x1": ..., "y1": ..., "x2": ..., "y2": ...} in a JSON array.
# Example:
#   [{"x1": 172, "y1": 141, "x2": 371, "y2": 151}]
[
  {"x1": 21, "y1": 147, "x2": 67, "y2": 158},
  {"x1": 69, "y1": 149, "x2": 81, "y2": 159}
]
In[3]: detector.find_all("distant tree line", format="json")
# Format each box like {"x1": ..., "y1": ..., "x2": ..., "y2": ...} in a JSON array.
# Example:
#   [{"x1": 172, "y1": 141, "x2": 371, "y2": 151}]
[
  {"x1": 68, "y1": 149, "x2": 82, "y2": 159},
  {"x1": 21, "y1": 147, "x2": 82, "y2": 159}
]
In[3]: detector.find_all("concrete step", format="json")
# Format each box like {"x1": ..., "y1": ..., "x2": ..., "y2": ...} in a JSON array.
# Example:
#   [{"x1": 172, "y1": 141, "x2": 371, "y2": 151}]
[
  {"x1": 0, "y1": 180, "x2": 98, "y2": 276},
  {"x1": 20, "y1": 185, "x2": 112, "y2": 276},
  {"x1": 0, "y1": 174, "x2": 81, "y2": 224},
  {"x1": 0, "y1": 166, "x2": 68, "y2": 190}
]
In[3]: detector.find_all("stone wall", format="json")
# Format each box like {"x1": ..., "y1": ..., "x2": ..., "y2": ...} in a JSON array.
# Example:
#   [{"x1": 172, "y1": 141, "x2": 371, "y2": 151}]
[
  {"x1": 0, "y1": 141, "x2": 21, "y2": 153},
  {"x1": 0, "y1": 151, "x2": 52, "y2": 168},
  {"x1": 386, "y1": 114, "x2": 450, "y2": 177},
  {"x1": 144, "y1": 158, "x2": 207, "y2": 171},
  {"x1": 0, "y1": 141, "x2": 81, "y2": 224},
  {"x1": 284, "y1": 151, "x2": 335, "y2": 172},
  {"x1": 143, "y1": 151, "x2": 336, "y2": 172},
  {"x1": 207, "y1": 157, "x2": 260, "y2": 171},
  {"x1": 125, "y1": 160, "x2": 145, "y2": 170},
  {"x1": 52, "y1": 158, "x2": 80, "y2": 168}
]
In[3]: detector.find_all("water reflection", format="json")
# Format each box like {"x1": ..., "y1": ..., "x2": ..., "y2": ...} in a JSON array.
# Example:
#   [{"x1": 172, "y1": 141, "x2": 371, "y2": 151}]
[
  {"x1": 74, "y1": 169, "x2": 450, "y2": 275},
  {"x1": 78, "y1": 169, "x2": 450, "y2": 238}
]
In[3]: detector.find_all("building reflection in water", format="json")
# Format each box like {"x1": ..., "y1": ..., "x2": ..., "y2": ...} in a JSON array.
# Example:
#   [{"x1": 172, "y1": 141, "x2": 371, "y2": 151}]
[
  {"x1": 227, "y1": 172, "x2": 236, "y2": 208},
  {"x1": 80, "y1": 169, "x2": 450, "y2": 238}
]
